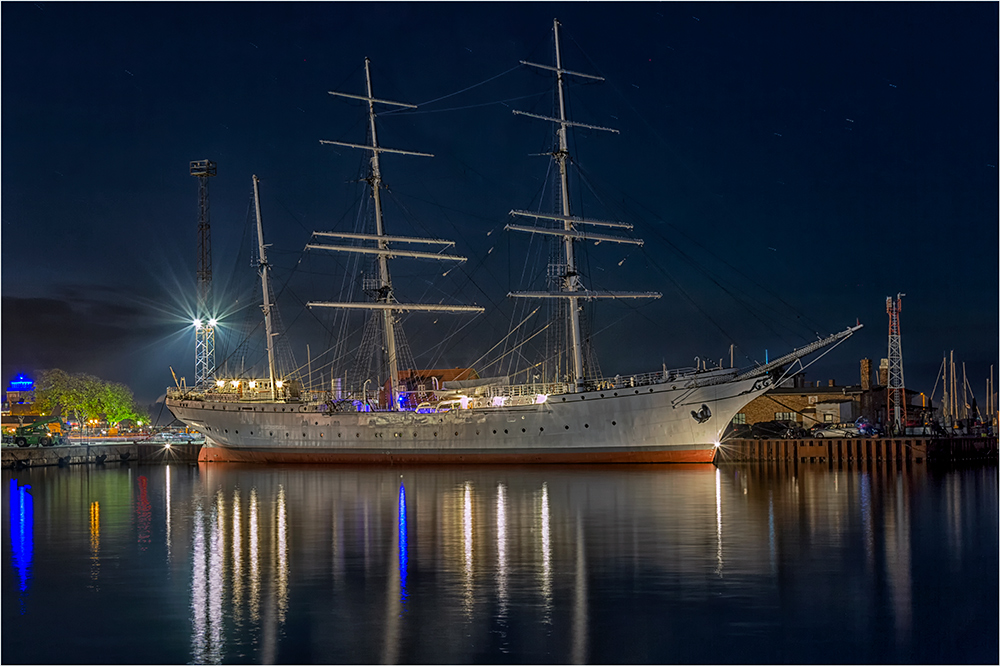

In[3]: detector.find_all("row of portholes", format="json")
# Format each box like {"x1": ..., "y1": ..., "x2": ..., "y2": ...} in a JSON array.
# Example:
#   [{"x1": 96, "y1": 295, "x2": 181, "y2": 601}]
[
  {"x1": 210, "y1": 420, "x2": 622, "y2": 438},
  {"x1": 561, "y1": 388, "x2": 655, "y2": 402}
]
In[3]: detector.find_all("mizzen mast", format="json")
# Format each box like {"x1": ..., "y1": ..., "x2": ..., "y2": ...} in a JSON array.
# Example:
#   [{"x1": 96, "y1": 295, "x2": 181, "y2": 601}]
[
  {"x1": 509, "y1": 19, "x2": 660, "y2": 390},
  {"x1": 308, "y1": 58, "x2": 483, "y2": 409}
]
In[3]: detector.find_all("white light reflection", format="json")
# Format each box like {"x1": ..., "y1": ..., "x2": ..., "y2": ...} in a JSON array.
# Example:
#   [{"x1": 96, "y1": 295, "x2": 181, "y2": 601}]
[
  {"x1": 885, "y1": 475, "x2": 912, "y2": 647},
  {"x1": 190, "y1": 500, "x2": 207, "y2": 662},
  {"x1": 539, "y1": 482, "x2": 552, "y2": 622},
  {"x1": 231, "y1": 489, "x2": 242, "y2": 624},
  {"x1": 496, "y1": 483, "x2": 509, "y2": 651},
  {"x1": 276, "y1": 485, "x2": 289, "y2": 624},
  {"x1": 715, "y1": 468, "x2": 724, "y2": 576},
  {"x1": 165, "y1": 465, "x2": 172, "y2": 560},
  {"x1": 463, "y1": 481, "x2": 474, "y2": 618},
  {"x1": 209, "y1": 490, "x2": 224, "y2": 662},
  {"x1": 249, "y1": 489, "x2": 260, "y2": 624},
  {"x1": 571, "y1": 512, "x2": 588, "y2": 664}
]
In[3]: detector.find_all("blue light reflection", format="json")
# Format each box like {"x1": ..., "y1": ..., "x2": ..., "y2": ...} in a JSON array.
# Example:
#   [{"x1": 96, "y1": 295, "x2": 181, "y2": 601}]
[
  {"x1": 398, "y1": 484, "x2": 408, "y2": 605},
  {"x1": 9, "y1": 479, "x2": 34, "y2": 612}
]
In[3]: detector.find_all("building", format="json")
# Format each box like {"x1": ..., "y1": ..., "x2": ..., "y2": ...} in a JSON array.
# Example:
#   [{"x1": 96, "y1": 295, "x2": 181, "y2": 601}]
[{"x1": 733, "y1": 359, "x2": 929, "y2": 429}]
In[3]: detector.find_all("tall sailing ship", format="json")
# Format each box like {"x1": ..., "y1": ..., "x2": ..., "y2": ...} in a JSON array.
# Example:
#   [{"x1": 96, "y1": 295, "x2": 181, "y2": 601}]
[{"x1": 166, "y1": 20, "x2": 860, "y2": 464}]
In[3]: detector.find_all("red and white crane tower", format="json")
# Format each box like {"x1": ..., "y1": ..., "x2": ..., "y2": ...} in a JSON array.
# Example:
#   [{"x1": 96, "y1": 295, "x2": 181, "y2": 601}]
[{"x1": 886, "y1": 293, "x2": 906, "y2": 433}]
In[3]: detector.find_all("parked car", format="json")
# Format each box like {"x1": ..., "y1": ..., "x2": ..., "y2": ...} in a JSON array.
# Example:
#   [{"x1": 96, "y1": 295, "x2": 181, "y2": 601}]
[
  {"x1": 751, "y1": 420, "x2": 800, "y2": 439},
  {"x1": 855, "y1": 418, "x2": 882, "y2": 437},
  {"x1": 809, "y1": 422, "x2": 859, "y2": 438},
  {"x1": 722, "y1": 422, "x2": 753, "y2": 440}
]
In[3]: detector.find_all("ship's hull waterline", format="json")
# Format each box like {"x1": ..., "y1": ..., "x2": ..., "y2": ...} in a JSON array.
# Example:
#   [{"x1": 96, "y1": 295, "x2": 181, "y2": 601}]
[{"x1": 167, "y1": 375, "x2": 771, "y2": 465}]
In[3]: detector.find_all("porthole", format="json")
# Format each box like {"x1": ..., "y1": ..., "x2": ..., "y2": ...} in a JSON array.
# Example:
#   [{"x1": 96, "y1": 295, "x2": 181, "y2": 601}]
[
  {"x1": 540, "y1": 427, "x2": 544, "y2": 432},
  {"x1": 504, "y1": 429, "x2": 508, "y2": 434},
  {"x1": 315, "y1": 421, "x2": 319, "y2": 425},
  {"x1": 600, "y1": 393, "x2": 605, "y2": 398},
  {"x1": 414, "y1": 432, "x2": 418, "y2": 438},
  {"x1": 584, "y1": 424, "x2": 589, "y2": 428},
  {"x1": 356, "y1": 433, "x2": 360, "y2": 438},
  {"x1": 286, "y1": 433, "x2": 289, "y2": 437},
  {"x1": 434, "y1": 432, "x2": 438, "y2": 437},
  {"x1": 302, "y1": 433, "x2": 306, "y2": 437},
  {"x1": 455, "y1": 431, "x2": 459, "y2": 436},
  {"x1": 562, "y1": 397, "x2": 566, "y2": 402},
  {"x1": 476, "y1": 430, "x2": 480, "y2": 435},
  {"x1": 269, "y1": 432, "x2": 273, "y2": 437},
  {"x1": 649, "y1": 388, "x2": 654, "y2": 393},
  {"x1": 581, "y1": 395, "x2": 585, "y2": 400},
  {"x1": 225, "y1": 429, "x2": 228, "y2": 433},
  {"x1": 522, "y1": 428, "x2": 526, "y2": 433},
  {"x1": 320, "y1": 433, "x2": 324, "y2": 438},
  {"x1": 250, "y1": 431, "x2": 253, "y2": 435},
  {"x1": 634, "y1": 390, "x2": 639, "y2": 394},
  {"x1": 565, "y1": 425, "x2": 570, "y2": 430},
  {"x1": 493, "y1": 430, "x2": 497, "y2": 434},
  {"x1": 235, "y1": 430, "x2": 238, "y2": 434},
  {"x1": 614, "y1": 392, "x2": 618, "y2": 396},
  {"x1": 612, "y1": 421, "x2": 617, "y2": 426},
  {"x1": 338, "y1": 433, "x2": 342, "y2": 437}
]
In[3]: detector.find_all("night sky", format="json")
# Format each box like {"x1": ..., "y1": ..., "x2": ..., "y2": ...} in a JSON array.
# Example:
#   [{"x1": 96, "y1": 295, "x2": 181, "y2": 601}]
[{"x1": 3, "y1": 2, "x2": 997, "y2": 410}]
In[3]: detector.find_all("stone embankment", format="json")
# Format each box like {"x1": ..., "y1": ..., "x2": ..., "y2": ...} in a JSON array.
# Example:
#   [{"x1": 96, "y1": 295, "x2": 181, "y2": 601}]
[{"x1": 1, "y1": 441, "x2": 203, "y2": 468}]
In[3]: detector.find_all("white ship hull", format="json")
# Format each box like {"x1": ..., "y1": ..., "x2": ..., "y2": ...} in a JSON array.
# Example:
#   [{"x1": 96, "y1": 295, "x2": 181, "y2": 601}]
[{"x1": 166, "y1": 374, "x2": 772, "y2": 464}]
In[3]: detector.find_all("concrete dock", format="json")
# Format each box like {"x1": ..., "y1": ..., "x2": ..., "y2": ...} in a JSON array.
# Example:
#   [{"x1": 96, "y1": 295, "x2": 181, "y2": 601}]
[
  {"x1": 716, "y1": 435, "x2": 997, "y2": 465},
  {"x1": 1, "y1": 441, "x2": 203, "y2": 468}
]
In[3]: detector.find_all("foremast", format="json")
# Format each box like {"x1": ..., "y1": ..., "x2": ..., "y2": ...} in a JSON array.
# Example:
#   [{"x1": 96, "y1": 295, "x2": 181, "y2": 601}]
[
  {"x1": 307, "y1": 58, "x2": 483, "y2": 409},
  {"x1": 508, "y1": 19, "x2": 660, "y2": 391}
]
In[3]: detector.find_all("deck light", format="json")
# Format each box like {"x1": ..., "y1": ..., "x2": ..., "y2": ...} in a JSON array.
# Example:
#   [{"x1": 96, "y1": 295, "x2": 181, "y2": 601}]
[
  {"x1": 208, "y1": 318, "x2": 218, "y2": 327},
  {"x1": 193, "y1": 318, "x2": 202, "y2": 329},
  {"x1": 275, "y1": 380, "x2": 284, "y2": 389},
  {"x1": 216, "y1": 380, "x2": 225, "y2": 388},
  {"x1": 248, "y1": 380, "x2": 257, "y2": 389},
  {"x1": 231, "y1": 380, "x2": 240, "y2": 388}
]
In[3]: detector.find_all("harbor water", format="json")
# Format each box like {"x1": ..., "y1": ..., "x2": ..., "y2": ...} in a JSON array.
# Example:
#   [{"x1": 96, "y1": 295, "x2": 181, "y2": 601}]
[{"x1": 3, "y1": 462, "x2": 997, "y2": 664}]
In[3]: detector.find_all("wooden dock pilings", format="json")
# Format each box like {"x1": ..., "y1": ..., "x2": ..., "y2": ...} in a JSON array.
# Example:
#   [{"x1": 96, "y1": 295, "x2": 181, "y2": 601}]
[{"x1": 716, "y1": 436, "x2": 998, "y2": 465}]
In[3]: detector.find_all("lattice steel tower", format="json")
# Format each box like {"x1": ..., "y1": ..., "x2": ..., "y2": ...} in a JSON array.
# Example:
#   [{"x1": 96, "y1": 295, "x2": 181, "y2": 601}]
[
  {"x1": 191, "y1": 159, "x2": 217, "y2": 386},
  {"x1": 886, "y1": 293, "x2": 906, "y2": 433}
]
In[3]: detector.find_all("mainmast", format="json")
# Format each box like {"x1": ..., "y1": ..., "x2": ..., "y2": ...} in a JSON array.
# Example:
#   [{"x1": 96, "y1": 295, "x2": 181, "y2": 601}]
[
  {"x1": 509, "y1": 19, "x2": 660, "y2": 390},
  {"x1": 252, "y1": 175, "x2": 278, "y2": 400},
  {"x1": 308, "y1": 58, "x2": 483, "y2": 409}
]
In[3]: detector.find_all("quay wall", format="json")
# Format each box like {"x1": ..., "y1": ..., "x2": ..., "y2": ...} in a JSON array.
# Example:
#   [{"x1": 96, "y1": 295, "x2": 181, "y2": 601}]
[
  {"x1": 717, "y1": 436, "x2": 997, "y2": 465},
  {"x1": 1, "y1": 442, "x2": 203, "y2": 469}
]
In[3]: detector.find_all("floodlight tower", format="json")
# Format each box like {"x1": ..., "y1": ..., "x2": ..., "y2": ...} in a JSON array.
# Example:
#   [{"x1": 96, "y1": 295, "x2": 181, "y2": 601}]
[
  {"x1": 191, "y1": 159, "x2": 217, "y2": 387},
  {"x1": 886, "y1": 293, "x2": 906, "y2": 433}
]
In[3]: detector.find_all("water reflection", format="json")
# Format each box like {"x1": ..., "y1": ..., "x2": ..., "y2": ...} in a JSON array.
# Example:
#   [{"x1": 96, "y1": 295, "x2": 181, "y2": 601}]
[
  {"x1": 9, "y1": 480, "x2": 33, "y2": 613},
  {"x1": 88, "y1": 500, "x2": 100, "y2": 587},
  {"x1": 8, "y1": 462, "x2": 990, "y2": 664}
]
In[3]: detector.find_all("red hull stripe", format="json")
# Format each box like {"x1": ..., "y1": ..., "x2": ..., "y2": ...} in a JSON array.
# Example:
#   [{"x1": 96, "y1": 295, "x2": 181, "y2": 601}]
[{"x1": 198, "y1": 447, "x2": 716, "y2": 464}]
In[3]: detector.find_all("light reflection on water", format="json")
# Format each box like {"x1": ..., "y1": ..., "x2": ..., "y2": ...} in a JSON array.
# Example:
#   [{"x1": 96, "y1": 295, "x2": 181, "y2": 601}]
[{"x1": 2, "y1": 462, "x2": 997, "y2": 664}]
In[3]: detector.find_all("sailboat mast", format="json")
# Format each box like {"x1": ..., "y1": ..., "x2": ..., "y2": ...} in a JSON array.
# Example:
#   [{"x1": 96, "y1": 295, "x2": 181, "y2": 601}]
[
  {"x1": 252, "y1": 175, "x2": 278, "y2": 401},
  {"x1": 362, "y1": 58, "x2": 401, "y2": 408},
  {"x1": 552, "y1": 20, "x2": 585, "y2": 389}
]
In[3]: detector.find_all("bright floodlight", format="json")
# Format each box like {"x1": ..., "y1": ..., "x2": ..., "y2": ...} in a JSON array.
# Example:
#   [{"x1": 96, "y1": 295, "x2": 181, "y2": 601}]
[
  {"x1": 216, "y1": 379, "x2": 225, "y2": 388},
  {"x1": 193, "y1": 318, "x2": 203, "y2": 329},
  {"x1": 275, "y1": 380, "x2": 284, "y2": 389},
  {"x1": 208, "y1": 318, "x2": 218, "y2": 327},
  {"x1": 231, "y1": 380, "x2": 240, "y2": 388}
]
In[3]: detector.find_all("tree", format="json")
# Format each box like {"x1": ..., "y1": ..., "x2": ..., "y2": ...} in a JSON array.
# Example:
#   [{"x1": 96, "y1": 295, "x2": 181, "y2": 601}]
[{"x1": 34, "y1": 369, "x2": 148, "y2": 426}]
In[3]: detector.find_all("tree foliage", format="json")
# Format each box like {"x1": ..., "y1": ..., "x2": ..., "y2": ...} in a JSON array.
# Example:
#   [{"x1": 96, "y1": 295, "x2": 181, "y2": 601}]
[{"x1": 34, "y1": 370, "x2": 149, "y2": 425}]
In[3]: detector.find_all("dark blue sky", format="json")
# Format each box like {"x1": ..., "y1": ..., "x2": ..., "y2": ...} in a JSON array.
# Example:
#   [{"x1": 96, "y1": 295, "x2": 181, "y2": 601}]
[{"x1": 3, "y1": 2, "x2": 997, "y2": 408}]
